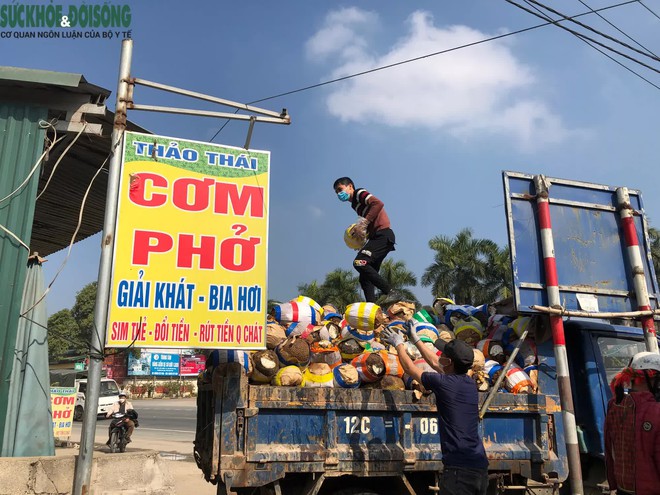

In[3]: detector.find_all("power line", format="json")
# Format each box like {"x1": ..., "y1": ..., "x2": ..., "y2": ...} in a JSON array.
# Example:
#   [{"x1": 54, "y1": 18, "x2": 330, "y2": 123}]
[
  {"x1": 209, "y1": 0, "x2": 638, "y2": 142},
  {"x1": 522, "y1": 0, "x2": 660, "y2": 90},
  {"x1": 209, "y1": 109, "x2": 239, "y2": 142},
  {"x1": 639, "y1": 0, "x2": 660, "y2": 21},
  {"x1": 506, "y1": 0, "x2": 660, "y2": 74},
  {"x1": 524, "y1": 0, "x2": 660, "y2": 62},
  {"x1": 576, "y1": 0, "x2": 658, "y2": 56},
  {"x1": 254, "y1": 1, "x2": 640, "y2": 104}
]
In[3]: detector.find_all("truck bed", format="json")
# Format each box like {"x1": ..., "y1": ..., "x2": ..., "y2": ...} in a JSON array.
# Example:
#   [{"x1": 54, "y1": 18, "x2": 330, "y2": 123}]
[{"x1": 194, "y1": 361, "x2": 567, "y2": 492}]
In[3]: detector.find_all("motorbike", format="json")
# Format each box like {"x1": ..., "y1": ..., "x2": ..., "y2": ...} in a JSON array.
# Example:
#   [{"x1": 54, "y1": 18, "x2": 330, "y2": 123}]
[{"x1": 108, "y1": 409, "x2": 139, "y2": 453}]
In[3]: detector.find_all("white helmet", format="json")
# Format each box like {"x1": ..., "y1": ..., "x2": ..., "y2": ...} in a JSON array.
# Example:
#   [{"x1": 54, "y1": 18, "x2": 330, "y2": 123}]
[{"x1": 629, "y1": 351, "x2": 660, "y2": 372}]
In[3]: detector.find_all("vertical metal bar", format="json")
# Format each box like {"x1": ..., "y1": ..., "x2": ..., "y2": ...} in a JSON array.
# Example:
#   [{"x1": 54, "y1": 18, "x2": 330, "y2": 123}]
[
  {"x1": 533, "y1": 175, "x2": 584, "y2": 495},
  {"x1": 479, "y1": 329, "x2": 528, "y2": 419},
  {"x1": 243, "y1": 116, "x2": 256, "y2": 150},
  {"x1": 616, "y1": 187, "x2": 659, "y2": 353},
  {"x1": 72, "y1": 39, "x2": 132, "y2": 495}
]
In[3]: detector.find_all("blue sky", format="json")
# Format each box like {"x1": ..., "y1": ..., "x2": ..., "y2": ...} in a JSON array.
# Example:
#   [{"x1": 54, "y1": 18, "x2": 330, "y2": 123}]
[{"x1": 3, "y1": 0, "x2": 660, "y2": 315}]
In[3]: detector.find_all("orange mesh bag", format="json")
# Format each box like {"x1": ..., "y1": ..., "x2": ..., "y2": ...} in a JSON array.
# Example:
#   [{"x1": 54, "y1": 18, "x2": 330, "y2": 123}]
[
  {"x1": 310, "y1": 341, "x2": 342, "y2": 369},
  {"x1": 351, "y1": 352, "x2": 386, "y2": 383}
]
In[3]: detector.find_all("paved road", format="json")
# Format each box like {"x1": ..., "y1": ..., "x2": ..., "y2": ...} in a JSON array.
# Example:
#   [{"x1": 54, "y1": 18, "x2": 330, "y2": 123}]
[{"x1": 69, "y1": 398, "x2": 198, "y2": 455}]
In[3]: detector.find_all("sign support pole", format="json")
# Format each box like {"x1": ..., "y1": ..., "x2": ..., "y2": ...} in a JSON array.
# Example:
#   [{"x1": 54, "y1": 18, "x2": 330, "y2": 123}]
[
  {"x1": 616, "y1": 187, "x2": 659, "y2": 354},
  {"x1": 533, "y1": 175, "x2": 584, "y2": 495},
  {"x1": 72, "y1": 38, "x2": 133, "y2": 495}
]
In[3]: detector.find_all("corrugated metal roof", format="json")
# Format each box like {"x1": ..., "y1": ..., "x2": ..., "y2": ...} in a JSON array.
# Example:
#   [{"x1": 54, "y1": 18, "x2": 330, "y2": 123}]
[
  {"x1": 0, "y1": 102, "x2": 47, "y2": 443},
  {"x1": 0, "y1": 66, "x2": 109, "y2": 98},
  {"x1": 0, "y1": 66, "x2": 149, "y2": 255}
]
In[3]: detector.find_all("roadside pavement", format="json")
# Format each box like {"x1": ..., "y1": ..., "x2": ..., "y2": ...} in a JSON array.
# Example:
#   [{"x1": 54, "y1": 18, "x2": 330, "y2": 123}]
[
  {"x1": 55, "y1": 397, "x2": 216, "y2": 494},
  {"x1": 55, "y1": 442, "x2": 216, "y2": 494}
]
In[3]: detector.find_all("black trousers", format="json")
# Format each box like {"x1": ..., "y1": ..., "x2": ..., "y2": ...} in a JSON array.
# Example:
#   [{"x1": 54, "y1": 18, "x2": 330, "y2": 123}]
[
  {"x1": 439, "y1": 466, "x2": 489, "y2": 495},
  {"x1": 353, "y1": 228, "x2": 395, "y2": 303}
]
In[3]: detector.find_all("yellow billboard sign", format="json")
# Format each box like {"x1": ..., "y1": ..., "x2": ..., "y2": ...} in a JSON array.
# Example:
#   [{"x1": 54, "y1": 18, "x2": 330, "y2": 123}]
[
  {"x1": 51, "y1": 387, "x2": 76, "y2": 439},
  {"x1": 106, "y1": 132, "x2": 269, "y2": 349}
]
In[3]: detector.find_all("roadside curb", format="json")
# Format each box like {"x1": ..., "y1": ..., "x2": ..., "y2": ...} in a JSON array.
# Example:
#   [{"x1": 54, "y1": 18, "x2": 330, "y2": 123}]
[{"x1": 1, "y1": 449, "x2": 175, "y2": 495}]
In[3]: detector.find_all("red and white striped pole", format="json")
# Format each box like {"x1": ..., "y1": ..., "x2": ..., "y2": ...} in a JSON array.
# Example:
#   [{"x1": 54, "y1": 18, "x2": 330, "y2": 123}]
[
  {"x1": 534, "y1": 175, "x2": 584, "y2": 495},
  {"x1": 616, "y1": 187, "x2": 659, "y2": 354}
]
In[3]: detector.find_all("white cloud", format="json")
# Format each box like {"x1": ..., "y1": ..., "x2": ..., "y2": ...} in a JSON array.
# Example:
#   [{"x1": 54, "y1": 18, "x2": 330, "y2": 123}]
[
  {"x1": 305, "y1": 7, "x2": 379, "y2": 61},
  {"x1": 306, "y1": 9, "x2": 579, "y2": 150},
  {"x1": 308, "y1": 205, "x2": 323, "y2": 219}
]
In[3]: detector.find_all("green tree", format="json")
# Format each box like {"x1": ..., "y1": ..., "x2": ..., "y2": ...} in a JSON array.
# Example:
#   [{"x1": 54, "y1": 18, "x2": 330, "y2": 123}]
[
  {"x1": 296, "y1": 280, "x2": 326, "y2": 304},
  {"x1": 422, "y1": 228, "x2": 508, "y2": 305},
  {"x1": 71, "y1": 282, "x2": 97, "y2": 345},
  {"x1": 649, "y1": 227, "x2": 660, "y2": 283},
  {"x1": 47, "y1": 309, "x2": 86, "y2": 361},
  {"x1": 319, "y1": 268, "x2": 361, "y2": 310},
  {"x1": 379, "y1": 259, "x2": 419, "y2": 305}
]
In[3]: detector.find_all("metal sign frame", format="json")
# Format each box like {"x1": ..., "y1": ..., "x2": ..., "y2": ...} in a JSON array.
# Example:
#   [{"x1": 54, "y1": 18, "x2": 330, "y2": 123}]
[{"x1": 503, "y1": 170, "x2": 659, "y2": 315}]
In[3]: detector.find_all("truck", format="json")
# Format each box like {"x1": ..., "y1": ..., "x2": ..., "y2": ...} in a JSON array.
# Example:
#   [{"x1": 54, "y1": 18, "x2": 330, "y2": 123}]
[
  {"x1": 49, "y1": 369, "x2": 120, "y2": 421},
  {"x1": 193, "y1": 172, "x2": 660, "y2": 495}
]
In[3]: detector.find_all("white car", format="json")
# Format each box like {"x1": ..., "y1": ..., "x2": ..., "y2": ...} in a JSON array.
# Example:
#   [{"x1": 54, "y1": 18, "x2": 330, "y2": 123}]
[{"x1": 73, "y1": 378, "x2": 120, "y2": 421}]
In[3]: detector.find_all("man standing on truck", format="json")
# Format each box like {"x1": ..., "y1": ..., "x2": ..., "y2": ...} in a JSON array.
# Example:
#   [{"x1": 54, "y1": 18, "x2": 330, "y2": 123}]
[
  {"x1": 381, "y1": 324, "x2": 489, "y2": 494},
  {"x1": 333, "y1": 177, "x2": 401, "y2": 304},
  {"x1": 604, "y1": 351, "x2": 660, "y2": 495}
]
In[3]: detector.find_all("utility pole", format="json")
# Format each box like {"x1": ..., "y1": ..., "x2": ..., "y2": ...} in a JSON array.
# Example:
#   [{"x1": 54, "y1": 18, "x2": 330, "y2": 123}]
[{"x1": 72, "y1": 39, "x2": 133, "y2": 495}]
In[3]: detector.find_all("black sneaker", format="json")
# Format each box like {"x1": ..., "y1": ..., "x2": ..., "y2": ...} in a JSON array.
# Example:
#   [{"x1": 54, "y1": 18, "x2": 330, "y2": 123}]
[
  {"x1": 378, "y1": 290, "x2": 406, "y2": 307},
  {"x1": 125, "y1": 437, "x2": 132, "y2": 444}
]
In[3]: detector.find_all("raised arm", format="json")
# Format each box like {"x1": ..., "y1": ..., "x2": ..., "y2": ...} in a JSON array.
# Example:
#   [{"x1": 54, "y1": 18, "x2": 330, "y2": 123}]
[{"x1": 380, "y1": 328, "x2": 425, "y2": 383}]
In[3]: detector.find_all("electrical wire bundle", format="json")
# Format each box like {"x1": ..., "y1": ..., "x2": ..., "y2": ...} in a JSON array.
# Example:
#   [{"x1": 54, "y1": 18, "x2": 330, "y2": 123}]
[{"x1": 505, "y1": 0, "x2": 660, "y2": 90}]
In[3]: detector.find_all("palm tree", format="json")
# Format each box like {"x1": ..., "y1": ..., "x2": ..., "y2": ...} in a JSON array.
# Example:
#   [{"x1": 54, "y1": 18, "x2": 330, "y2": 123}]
[
  {"x1": 320, "y1": 268, "x2": 361, "y2": 310},
  {"x1": 421, "y1": 228, "x2": 506, "y2": 305},
  {"x1": 481, "y1": 245, "x2": 512, "y2": 302},
  {"x1": 648, "y1": 227, "x2": 660, "y2": 283},
  {"x1": 296, "y1": 280, "x2": 326, "y2": 304},
  {"x1": 379, "y1": 259, "x2": 419, "y2": 305}
]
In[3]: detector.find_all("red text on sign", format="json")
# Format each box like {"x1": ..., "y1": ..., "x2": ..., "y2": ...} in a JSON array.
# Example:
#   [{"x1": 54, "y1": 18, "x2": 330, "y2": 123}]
[
  {"x1": 129, "y1": 173, "x2": 264, "y2": 218},
  {"x1": 132, "y1": 230, "x2": 261, "y2": 272}
]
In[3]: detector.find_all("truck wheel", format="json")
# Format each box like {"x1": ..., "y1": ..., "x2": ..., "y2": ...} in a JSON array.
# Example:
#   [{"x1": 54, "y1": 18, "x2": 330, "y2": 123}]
[{"x1": 73, "y1": 406, "x2": 83, "y2": 421}]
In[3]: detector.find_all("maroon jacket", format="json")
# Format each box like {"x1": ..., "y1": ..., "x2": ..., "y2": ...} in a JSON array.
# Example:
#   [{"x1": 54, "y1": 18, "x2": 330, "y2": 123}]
[
  {"x1": 350, "y1": 188, "x2": 390, "y2": 238},
  {"x1": 604, "y1": 391, "x2": 660, "y2": 494}
]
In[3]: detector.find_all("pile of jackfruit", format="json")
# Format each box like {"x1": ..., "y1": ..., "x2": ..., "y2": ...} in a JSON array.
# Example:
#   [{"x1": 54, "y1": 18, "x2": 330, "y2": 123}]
[{"x1": 205, "y1": 295, "x2": 540, "y2": 395}]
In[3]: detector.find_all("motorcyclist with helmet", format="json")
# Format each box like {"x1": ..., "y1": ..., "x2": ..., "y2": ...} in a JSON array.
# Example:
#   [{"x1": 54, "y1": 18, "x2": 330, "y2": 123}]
[
  {"x1": 105, "y1": 390, "x2": 136, "y2": 446},
  {"x1": 604, "y1": 351, "x2": 660, "y2": 495}
]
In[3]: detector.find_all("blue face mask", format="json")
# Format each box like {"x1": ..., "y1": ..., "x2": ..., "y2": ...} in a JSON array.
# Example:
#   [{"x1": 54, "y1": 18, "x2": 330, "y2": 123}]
[{"x1": 337, "y1": 191, "x2": 350, "y2": 202}]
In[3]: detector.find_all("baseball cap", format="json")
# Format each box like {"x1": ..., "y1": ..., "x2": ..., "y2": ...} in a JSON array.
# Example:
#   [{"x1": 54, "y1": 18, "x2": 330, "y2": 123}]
[{"x1": 433, "y1": 339, "x2": 474, "y2": 370}]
